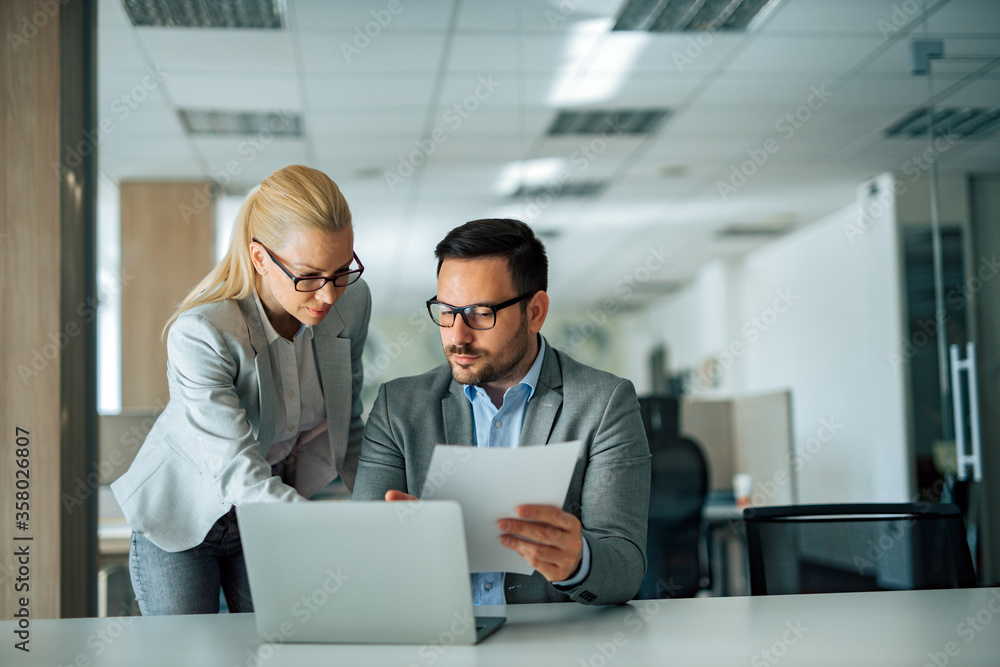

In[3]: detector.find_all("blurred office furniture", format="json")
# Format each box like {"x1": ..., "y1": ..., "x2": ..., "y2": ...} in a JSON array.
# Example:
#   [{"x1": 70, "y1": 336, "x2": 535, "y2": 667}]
[
  {"x1": 744, "y1": 503, "x2": 977, "y2": 596},
  {"x1": 680, "y1": 390, "x2": 794, "y2": 503},
  {"x1": 97, "y1": 410, "x2": 160, "y2": 616},
  {"x1": 702, "y1": 497, "x2": 748, "y2": 597},
  {"x1": 634, "y1": 396, "x2": 710, "y2": 599},
  {"x1": 3, "y1": 589, "x2": 998, "y2": 665},
  {"x1": 673, "y1": 389, "x2": 793, "y2": 596}
]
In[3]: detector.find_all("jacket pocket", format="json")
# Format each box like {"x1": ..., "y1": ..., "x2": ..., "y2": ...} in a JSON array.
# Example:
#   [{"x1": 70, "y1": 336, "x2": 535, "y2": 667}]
[{"x1": 164, "y1": 434, "x2": 203, "y2": 476}]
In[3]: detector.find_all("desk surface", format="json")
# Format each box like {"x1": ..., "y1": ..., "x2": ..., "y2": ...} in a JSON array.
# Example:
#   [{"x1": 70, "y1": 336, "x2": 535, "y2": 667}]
[{"x1": 3, "y1": 588, "x2": 998, "y2": 666}]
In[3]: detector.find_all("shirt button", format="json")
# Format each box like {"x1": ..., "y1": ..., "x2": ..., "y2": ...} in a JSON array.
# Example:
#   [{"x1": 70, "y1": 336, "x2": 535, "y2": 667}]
[
  {"x1": 494, "y1": 421, "x2": 502, "y2": 428},
  {"x1": 484, "y1": 583, "x2": 492, "y2": 591},
  {"x1": 288, "y1": 391, "x2": 295, "y2": 398},
  {"x1": 287, "y1": 426, "x2": 295, "y2": 432}
]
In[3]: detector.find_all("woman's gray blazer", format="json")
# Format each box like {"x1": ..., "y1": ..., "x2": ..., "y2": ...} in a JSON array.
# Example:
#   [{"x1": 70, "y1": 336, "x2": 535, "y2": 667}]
[{"x1": 112, "y1": 279, "x2": 371, "y2": 552}]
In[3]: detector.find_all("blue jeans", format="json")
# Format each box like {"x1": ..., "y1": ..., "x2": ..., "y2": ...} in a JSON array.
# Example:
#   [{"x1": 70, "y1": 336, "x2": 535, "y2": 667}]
[{"x1": 129, "y1": 507, "x2": 254, "y2": 615}]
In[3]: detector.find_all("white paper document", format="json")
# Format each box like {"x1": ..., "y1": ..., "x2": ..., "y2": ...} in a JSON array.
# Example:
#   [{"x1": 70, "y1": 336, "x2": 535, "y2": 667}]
[{"x1": 419, "y1": 441, "x2": 582, "y2": 574}]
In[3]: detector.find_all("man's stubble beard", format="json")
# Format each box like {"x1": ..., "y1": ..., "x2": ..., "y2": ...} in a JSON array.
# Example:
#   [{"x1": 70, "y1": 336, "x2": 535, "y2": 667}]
[{"x1": 446, "y1": 315, "x2": 531, "y2": 387}]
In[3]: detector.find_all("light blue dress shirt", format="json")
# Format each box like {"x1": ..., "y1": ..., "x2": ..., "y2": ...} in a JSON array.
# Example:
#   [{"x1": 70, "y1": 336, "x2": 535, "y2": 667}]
[{"x1": 465, "y1": 336, "x2": 592, "y2": 605}]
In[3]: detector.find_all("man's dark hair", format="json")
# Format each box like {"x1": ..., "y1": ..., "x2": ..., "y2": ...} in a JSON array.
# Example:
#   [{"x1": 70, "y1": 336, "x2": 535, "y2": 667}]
[{"x1": 434, "y1": 218, "x2": 548, "y2": 296}]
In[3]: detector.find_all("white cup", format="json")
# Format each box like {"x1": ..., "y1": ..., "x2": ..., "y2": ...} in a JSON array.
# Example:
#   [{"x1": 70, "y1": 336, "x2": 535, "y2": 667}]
[{"x1": 732, "y1": 473, "x2": 753, "y2": 509}]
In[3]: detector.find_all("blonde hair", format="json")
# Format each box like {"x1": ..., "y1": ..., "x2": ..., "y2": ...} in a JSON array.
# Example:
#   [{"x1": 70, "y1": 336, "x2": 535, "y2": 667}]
[{"x1": 163, "y1": 165, "x2": 352, "y2": 337}]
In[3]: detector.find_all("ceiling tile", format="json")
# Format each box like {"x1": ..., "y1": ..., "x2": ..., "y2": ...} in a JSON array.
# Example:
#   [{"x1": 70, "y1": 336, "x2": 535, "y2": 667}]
[
  {"x1": 725, "y1": 35, "x2": 884, "y2": 74},
  {"x1": 291, "y1": 0, "x2": 455, "y2": 30},
  {"x1": 297, "y1": 32, "x2": 447, "y2": 73},
  {"x1": 137, "y1": 28, "x2": 297, "y2": 74},
  {"x1": 305, "y1": 74, "x2": 437, "y2": 108},
  {"x1": 166, "y1": 73, "x2": 301, "y2": 110}
]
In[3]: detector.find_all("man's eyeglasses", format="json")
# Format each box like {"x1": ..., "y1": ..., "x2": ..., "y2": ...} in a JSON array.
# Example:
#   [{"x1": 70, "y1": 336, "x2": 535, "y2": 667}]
[
  {"x1": 253, "y1": 238, "x2": 364, "y2": 292},
  {"x1": 426, "y1": 292, "x2": 536, "y2": 331}
]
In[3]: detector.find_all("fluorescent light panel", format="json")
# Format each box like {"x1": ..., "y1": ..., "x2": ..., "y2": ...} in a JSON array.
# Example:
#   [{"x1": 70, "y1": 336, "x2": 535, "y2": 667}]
[
  {"x1": 495, "y1": 158, "x2": 568, "y2": 195},
  {"x1": 121, "y1": 0, "x2": 285, "y2": 28},
  {"x1": 614, "y1": 0, "x2": 780, "y2": 32},
  {"x1": 885, "y1": 107, "x2": 1000, "y2": 139},
  {"x1": 179, "y1": 110, "x2": 302, "y2": 137},
  {"x1": 547, "y1": 109, "x2": 670, "y2": 136}
]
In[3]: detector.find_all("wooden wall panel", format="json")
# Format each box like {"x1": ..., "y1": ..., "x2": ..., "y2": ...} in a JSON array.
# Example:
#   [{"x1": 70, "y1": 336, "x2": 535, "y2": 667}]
[
  {"x1": 120, "y1": 183, "x2": 215, "y2": 408},
  {"x1": 1, "y1": 0, "x2": 96, "y2": 621}
]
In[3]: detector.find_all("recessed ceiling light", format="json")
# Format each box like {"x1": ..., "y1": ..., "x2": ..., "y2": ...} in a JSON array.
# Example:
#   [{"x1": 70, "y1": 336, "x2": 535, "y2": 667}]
[
  {"x1": 352, "y1": 167, "x2": 383, "y2": 179},
  {"x1": 659, "y1": 165, "x2": 688, "y2": 178}
]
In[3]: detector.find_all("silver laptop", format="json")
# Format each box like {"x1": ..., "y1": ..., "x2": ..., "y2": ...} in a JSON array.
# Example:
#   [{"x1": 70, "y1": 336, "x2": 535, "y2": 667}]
[{"x1": 237, "y1": 500, "x2": 505, "y2": 644}]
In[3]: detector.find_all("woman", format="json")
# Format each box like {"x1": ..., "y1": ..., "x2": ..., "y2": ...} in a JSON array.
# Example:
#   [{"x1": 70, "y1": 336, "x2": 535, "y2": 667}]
[{"x1": 112, "y1": 165, "x2": 370, "y2": 615}]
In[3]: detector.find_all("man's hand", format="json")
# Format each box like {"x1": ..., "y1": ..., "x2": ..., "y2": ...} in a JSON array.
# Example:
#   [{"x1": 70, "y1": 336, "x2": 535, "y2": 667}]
[
  {"x1": 384, "y1": 490, "x2": 416, "y2": 502},
  {"x1": 498, "y1": 505, "x2": 583, "y2": 583}
]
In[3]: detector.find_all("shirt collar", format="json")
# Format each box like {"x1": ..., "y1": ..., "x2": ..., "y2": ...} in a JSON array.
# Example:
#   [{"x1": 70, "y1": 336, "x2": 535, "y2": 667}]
[
  {"x1": 252, "y1": 287, "x2": 310, "y2": 344},
  {"x1": 464, "y1": 335, "x2": 547, "y2": 404}
]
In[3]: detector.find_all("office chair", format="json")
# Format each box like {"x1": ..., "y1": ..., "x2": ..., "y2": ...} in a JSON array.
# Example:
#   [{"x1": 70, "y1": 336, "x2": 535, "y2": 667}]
[
  {"x1": 744, "y1": 503, "x2": 976, "y2": 596},
  {"x1": 635, "y1": 396, "x2": 710, "y2": 599}
]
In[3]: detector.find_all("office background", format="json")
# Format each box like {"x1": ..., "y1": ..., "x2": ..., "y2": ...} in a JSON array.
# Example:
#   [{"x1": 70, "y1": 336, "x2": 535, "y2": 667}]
[{"x1": 1, "y1": 0, "x2": 999, "y2": 619}]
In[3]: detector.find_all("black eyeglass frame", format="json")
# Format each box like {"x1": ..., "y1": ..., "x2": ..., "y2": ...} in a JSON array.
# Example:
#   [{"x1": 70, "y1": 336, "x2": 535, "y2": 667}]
[
  {"x1": 252, "y1": 237, "x2": 364, "y2": 292},
  {"x1": 426, "y1": 291, "x2": 537, "y2": 330}
]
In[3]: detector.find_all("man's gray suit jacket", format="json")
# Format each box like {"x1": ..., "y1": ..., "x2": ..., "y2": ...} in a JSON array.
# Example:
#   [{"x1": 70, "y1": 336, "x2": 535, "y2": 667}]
[
  {"x1": 112, "y1": 280, "x2": 370, "y2": 553},
  {"x1": 353, "y1": 345, "x2": 651, "y2": 606}
]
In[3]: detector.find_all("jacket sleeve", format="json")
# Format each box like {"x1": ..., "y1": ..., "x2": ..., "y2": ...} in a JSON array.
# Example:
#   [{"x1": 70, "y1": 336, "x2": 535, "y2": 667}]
[
  {"x1": 559, "y1": 379, "x2": 651, "y2": 605},
  {"x1": 165, "y1": 312, "x2": 304, "y2": 507},
  {"x1": 352, "y1": 382, "x2": 409, "y2": 500}
]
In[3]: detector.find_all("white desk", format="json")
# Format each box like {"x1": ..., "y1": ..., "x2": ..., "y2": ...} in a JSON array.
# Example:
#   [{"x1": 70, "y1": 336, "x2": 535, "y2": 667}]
[{"x1": 3, "y1": 588, "x2": 998, "y2": 666}]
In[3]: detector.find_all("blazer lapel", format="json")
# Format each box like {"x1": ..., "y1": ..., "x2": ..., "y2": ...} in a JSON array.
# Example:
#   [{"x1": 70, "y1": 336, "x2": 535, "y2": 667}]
[
  {"x1": 442, "y1": 380, "x2": 475, "y2": 447},
  {"x1": 313, "y1": 305, "x2": 350, "y2": 446},
  {"x1": 520, "y1": 346, "x2": 563, "y2": 447},
  {"x1": 237, "y1": 295, "x2": 276, "y2": 447}
]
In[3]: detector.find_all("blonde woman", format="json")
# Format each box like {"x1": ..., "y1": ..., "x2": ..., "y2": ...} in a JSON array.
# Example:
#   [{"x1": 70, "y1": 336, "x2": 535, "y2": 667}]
[{"x1": 112, "y1": 165, "x2": 370, "y2": 615}]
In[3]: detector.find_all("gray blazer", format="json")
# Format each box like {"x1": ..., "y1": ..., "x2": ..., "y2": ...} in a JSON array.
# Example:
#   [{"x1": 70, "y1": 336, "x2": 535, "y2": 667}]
[
  {"x1": 353, "y1": 344, "x2": 651, "y2": 605},
  {"x1": 112, "y1": 280, "x2": 371, "y2": 552}
]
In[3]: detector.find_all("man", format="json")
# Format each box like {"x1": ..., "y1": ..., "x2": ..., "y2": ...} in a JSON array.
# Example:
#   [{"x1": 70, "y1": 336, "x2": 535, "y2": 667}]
[{"x1": 353, "y1": 219, "x2": 650, "y2": 605}]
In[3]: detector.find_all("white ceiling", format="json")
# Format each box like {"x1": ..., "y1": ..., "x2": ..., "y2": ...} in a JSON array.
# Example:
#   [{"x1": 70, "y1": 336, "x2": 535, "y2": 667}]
[{"x1": 97, "y1": 0, "x2": 1000, "y2": 316}]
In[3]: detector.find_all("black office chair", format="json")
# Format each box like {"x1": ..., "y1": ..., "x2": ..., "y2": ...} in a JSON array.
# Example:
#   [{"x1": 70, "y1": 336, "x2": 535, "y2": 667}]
[
  {"x1": 635, "y1": 396, "x2": 710, "y2": 599},
  {"x1": 744, "y1": 503, "x2": 976, "y2": 596}
]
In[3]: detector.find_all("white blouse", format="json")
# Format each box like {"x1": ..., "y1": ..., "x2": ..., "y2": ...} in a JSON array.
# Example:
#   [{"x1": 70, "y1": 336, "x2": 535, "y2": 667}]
[{"x1": 251, "y1": 289, "x2": 328, "y2": 468}]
